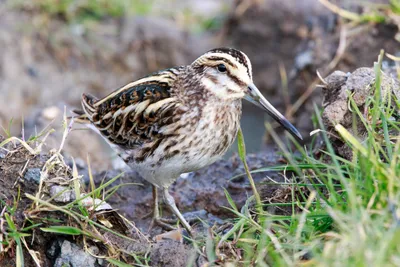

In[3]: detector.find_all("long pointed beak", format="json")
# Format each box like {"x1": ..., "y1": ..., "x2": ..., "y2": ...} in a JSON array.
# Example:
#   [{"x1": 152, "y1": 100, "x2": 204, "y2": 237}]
[{"x1": 245, "y1": 84, "x2": 303, "y2": 142}]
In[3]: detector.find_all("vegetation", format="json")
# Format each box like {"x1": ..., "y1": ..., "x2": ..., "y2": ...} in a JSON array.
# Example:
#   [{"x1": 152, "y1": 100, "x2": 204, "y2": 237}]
[
  {"x1": 0, "y1": 113, "x2": 147, "y2": 266},
  {"x1": 319, "y1": 0, "x2": 400, "y2": 24},
  {"x1": 216, "y1": 52, "x2": 400, "y2": 266},
  {"x1": 11, "y1": 0, "x2": 152, "y2": 23},
  {"x1": 1, "y1": 1, "x2": 399, "y2": 266},
  {"x1": 1, "y1": 50, "x2": 398, "y2": 266},
  {"x1": 10, "y1": 0, "x2": 225, "y2": 33}
]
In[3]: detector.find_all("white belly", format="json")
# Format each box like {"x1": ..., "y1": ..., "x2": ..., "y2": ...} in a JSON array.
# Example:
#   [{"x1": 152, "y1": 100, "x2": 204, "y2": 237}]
[{"x1": 129, "y1": 152, "x2": 222, "y2": 188}]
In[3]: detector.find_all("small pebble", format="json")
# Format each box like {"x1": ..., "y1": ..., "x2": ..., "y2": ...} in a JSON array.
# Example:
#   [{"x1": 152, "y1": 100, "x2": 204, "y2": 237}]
[
  {"x1": 42, "y1": 106, "x2": 60, "y2": 120},
  {"x1": 53, "y1": 240, "x2": 97, "y2": 267},
  {"x1": 50, "y1": 185, "x2": 75, "y2": 203},
  {"x1": 24, "y1": 168, "x2": 41, "y2": 184}
]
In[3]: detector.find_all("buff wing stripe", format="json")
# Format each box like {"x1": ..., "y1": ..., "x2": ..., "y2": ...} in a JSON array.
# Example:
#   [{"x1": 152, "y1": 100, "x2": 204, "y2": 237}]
[{"x1": 75, "y1": 68, "x2": 182, "y2": 150}]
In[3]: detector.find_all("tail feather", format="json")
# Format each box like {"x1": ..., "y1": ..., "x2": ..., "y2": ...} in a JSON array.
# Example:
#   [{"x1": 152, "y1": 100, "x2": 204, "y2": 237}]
[
  {"x1": 81, "y1": 93, "x2": 97, "y2": 116},
  {"x1": 70, "y1": 93, "x2": 98, "y2": 124},
  {"x1": 72, "y1": 113, "x2": 90, "y2": 124}
]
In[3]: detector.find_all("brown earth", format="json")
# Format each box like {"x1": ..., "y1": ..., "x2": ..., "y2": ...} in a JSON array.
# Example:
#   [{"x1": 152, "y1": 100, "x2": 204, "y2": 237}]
[
  {"x1": 1, "y1": 64, "x2": 397, "y2": 265},
  {"x1": 0, "y1": 133, "x2": 305, "y2": 266},
  {"x1": 0, "y1": 0, "x2": 399, "y2": 266}
]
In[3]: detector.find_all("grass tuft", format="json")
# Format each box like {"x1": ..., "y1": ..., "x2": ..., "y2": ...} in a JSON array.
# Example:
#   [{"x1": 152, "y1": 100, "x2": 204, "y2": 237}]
[
  {"x1": 0, "y1": 107, "x2": 146, "y2": 266},
  {"x1": 212, "y1": 51, "x2": 400, "y2": 265}
]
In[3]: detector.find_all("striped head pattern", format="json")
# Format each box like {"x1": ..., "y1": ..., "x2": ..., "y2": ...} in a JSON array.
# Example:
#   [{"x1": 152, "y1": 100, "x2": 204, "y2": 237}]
[{"x1": 192, "y1": 47, "x2": 253, "y2": 100}]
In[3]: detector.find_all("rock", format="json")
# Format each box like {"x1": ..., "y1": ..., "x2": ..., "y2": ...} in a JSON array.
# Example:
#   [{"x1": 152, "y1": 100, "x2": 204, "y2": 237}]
[
  {"x1": 24, "y1": 168, "x2": 41, "y2": 184},
  {"x1": 294, "y1": 49, "x2": 314, "y2": 72},
  {"x1": 53, "y1": 240, "x2": 98, "y2": 267},
  {"x1": 41, "y1": 106, "x2": 61, "y2": 120},
  {"x1": 0, "y1": 136, "x2": 6, "y2": 159},
  {"x1": 0, "y1": 149, "x2": 6, "y2": 159},
  {"x1": 46, "y1": 239, "x2": 61, "y2": 259},
  {"x1": 49, "y1": 185, "x2": 76, "y2": 203},
  {"x1": 322, "y1": 67, "x2": 400, "y2": 159}
]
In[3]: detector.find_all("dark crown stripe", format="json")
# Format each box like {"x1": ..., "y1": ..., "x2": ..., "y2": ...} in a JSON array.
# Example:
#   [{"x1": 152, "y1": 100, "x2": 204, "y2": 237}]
[{"x1": 207, "y1": 47, "x2": 251, "y2": 77}]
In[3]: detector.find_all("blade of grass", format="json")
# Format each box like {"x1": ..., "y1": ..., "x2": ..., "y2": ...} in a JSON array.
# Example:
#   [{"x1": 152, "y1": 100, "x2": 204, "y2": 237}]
[
  {"x1": 40, "y1": 226, "x2": 86, "y2": 236},
  {"x1": 223, "y1": 188, "x2": 238, "y2": 212},
  {"x1": 106, "y1": 258, "x2": 133, "y2": 267},
  {"x1": 15, "y1": 238, "x2": 24, "y2": 267},
  {"x1": 237, "y1": 128, "x2": 262, "y2": 213}
]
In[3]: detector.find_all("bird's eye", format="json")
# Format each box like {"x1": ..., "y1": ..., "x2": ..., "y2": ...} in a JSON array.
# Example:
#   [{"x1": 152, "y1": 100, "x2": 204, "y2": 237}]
[{"x1": 217, "y1": 64, "x2": 227, "y2": 73}]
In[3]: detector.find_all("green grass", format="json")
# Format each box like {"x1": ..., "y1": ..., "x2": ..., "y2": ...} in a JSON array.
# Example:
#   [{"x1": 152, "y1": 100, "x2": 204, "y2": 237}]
[
  {"x1": 209, "y1": 52, "x2": 400, "y2": 266},
  {"x1": 11, "y1": 0, "x2": 153, "y2": 23},
  {"x1": 10, "y1": 0, "x2": 228, "y2": 33},
  {"x1": 1, "y1": 189, "x2": 43, "y2": 267},
  {"x1": 318, "y1": 0, "x2": 400, "y2": 24},
  {"x1": 1, "y1": 49, "x2": 399, "y2": 265}
]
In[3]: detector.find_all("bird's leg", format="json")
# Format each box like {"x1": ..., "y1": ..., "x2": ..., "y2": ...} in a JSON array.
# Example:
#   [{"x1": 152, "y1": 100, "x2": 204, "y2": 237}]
[
  {"x1": 148, "y1": 185, "x2": 176, "y2": 232},
  {"x1": 152, "y1": 185, "x2": 160, "y2": 219},
  {"x1": 162, "y1": 187, "x2": 192, "y2": 234}
]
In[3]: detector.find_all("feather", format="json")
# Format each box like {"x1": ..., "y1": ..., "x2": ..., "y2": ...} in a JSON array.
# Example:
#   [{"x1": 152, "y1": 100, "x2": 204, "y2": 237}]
[{"x1": 75, "y1": 68, "x2": 182, "y2": 154}]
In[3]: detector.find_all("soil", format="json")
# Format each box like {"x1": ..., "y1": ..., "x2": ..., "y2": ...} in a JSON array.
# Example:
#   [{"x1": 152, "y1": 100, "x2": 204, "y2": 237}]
[
  {"x1": 0, "y1": 136, "x2": 54, "y2": 267},
  {"x1": 0, "y1": 134, "x2": 308, "y2": 266},
  {"x1": 223, "y1": 0, "x2": 399, "y2": 141},
  {"x1": 1, "y1": 0, "x2": 398, "y2": 170},
  {"x1": 0, "y1": 0, "x2": 399, "y2": 266},
  {"x1": 88, "y1": 147, "x2": 302, "y2": 233}
]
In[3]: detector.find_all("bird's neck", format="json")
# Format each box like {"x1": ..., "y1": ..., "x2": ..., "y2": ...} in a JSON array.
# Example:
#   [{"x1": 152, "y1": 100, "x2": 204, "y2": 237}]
[{"x1": 175, "y1": 66, "x2": 243, "y2": 106}]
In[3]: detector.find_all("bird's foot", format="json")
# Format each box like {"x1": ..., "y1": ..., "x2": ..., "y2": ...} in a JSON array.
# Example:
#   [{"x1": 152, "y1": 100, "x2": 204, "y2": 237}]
[
  {"x1": 150, "y1": 210, "x2": 208, "y2": 232},
  {"x1": 180, "y1": 209, "x2": 207, "y2": 223},
  {"x1": 148, "y1": 216, "x2": 178, "y2": 232}
]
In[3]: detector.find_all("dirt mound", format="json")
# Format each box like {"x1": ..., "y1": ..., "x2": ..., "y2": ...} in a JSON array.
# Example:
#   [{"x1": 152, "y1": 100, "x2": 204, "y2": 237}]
[
  {"x1": 322, "y1": 66, "x2": 400, "y2": 159},
  {"x1": 0, "y1": 135, "x2": 150, "y2": 266}
]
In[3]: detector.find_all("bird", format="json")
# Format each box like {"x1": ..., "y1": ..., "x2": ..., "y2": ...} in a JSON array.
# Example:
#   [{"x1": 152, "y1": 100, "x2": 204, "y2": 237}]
[{"x1": 73, "y1": 47, "x2": 303, "y2": 234}]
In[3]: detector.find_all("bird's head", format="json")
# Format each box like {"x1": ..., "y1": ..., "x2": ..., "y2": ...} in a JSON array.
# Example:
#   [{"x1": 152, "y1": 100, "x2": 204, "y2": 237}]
[{"x1": 192, "y1": 47, "x2": 303, "y2": 142}]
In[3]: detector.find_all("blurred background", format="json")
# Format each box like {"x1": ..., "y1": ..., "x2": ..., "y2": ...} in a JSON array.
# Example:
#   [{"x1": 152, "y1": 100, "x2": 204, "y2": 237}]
[{"x1": 0, "y1": 0, "x2": 398, "y2": 170}]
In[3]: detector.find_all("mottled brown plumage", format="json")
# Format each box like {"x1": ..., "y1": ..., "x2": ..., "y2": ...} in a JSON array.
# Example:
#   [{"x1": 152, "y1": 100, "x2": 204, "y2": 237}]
[{"x1": 74, "y1": 47, "x2": 302, "y2": 233}]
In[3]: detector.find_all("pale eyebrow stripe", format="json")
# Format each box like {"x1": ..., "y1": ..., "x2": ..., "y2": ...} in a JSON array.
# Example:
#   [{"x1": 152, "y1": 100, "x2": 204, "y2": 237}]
[{"x1": 206, "y1": 56, "x2": 237, "y2": 69}]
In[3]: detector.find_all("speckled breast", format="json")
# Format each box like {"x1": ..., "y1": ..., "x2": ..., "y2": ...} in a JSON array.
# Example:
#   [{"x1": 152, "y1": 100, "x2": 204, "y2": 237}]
[
  {"x1": 119, "y1": 99, "x2": 242, "y2": 187},
  {"x1": 181, "y1": 99, "x2": 242, "y2": 167}
]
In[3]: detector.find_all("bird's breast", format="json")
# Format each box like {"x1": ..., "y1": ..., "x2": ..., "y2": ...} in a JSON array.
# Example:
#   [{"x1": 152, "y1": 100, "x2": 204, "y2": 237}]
[
  {"x1": 204, "y1": 100, "x2": 242, "y2": 154},
  {"x1": 178, "y1": 99, "x2": 242, "y2": 166},
  {"x1": 119, "y1": 100, "x2": 242, "y2": 187}
]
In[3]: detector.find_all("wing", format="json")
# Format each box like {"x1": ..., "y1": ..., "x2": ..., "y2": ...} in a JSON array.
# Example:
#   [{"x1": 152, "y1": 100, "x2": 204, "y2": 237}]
[{"x1": 77, "y1": 68, "x2": 183, "y2": 150}]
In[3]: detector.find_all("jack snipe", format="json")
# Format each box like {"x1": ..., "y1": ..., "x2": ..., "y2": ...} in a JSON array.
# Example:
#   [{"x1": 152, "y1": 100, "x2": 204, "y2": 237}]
[{"x1": 74, "y1": 47, "x2": 302, "y2": 233}]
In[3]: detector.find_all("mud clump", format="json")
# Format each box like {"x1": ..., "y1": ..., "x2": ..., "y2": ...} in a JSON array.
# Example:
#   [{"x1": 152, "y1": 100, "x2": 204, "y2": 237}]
[
  {"x1": 0, "y1": 135, "x2": 152, "y2": 266},
  {"x1": 150, "y1": 240, "x2": 194, "y2": 267},
  {"x1": 322, "y1": 67, "x2": 400, "y2": 159}
]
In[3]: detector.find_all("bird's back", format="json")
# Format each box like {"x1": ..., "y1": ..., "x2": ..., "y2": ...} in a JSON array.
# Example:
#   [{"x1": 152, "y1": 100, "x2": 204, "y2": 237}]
[{"x1": 76, "y1": 68, "x2": 183, "y2": 156}]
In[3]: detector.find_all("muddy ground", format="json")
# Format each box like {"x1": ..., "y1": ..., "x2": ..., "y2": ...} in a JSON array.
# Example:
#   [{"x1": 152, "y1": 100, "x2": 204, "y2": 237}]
[
  {"x1": 0, "y1": 0, "x2": 399, "y2": 266},
  {"x1": 0, "y1": 134, "x2": 302, "y2": 266},
  {"x1": 0, "y1": 64, "x2": 398, "y2": 266}
]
